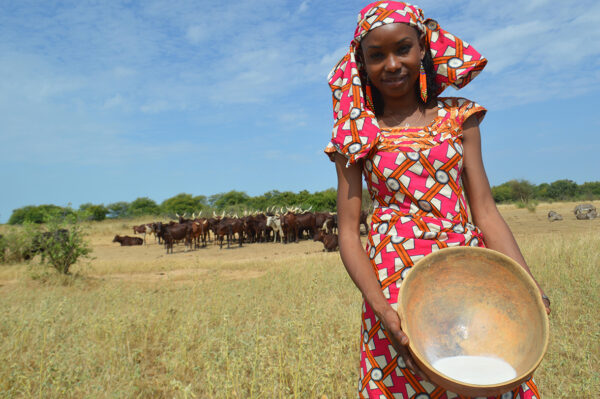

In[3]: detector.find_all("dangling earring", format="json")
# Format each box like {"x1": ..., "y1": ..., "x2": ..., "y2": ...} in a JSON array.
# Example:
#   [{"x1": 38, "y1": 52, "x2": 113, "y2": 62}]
[
  {"x1": 365, "y1": 76, "x2": 375, "y2": 112},
  {"x1": 419, "y1": 60, "x2": 428, "y2": 103}
]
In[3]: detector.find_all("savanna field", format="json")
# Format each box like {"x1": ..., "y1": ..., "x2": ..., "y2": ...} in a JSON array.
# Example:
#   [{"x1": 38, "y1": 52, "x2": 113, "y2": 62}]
[{"x1": 0, "y1": 201, "x2": 598, "y2": 398}]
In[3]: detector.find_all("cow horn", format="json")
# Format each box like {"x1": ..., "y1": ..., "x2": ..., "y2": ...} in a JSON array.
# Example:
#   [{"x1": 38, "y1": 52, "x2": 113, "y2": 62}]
[
  {"x1": 221, "y1": 211, "x2": 225, "y2": 218},
  {"x1": 306, "y1": 205, "x2": 312, "y2": 212},
  {"x1": 213, "y1": 211, "x2": 217, "y2": 217},
  {"x1": 176, "y1": 212, "x2": 180, "y2": 217},
  {"x1": 192, "y1": 212, "x2": 196, "y2": 219}
]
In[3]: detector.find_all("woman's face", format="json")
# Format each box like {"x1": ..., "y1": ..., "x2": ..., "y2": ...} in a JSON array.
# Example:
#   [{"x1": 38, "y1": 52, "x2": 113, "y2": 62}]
[{"x1": 360, "y1": 23, "x2": 425, "y2": 103}]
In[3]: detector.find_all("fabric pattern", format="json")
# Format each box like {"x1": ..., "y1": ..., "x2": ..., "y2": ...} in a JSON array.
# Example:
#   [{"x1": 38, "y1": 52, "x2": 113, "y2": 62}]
[
  {"x1": 326, "y1": 97, "x2": 541, "y2": 398},
  {"x1": 325, "y1": 1, "x2": 487, "y2": 165}
]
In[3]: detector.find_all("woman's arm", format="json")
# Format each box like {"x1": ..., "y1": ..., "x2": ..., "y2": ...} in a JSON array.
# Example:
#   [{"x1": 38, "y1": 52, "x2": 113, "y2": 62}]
[
  {"x1": 461, "y1": 117, "x2": 550, "y2": 313},
  {"x1": 334, "y1": 153, "x2": 424, "y2": 375}
]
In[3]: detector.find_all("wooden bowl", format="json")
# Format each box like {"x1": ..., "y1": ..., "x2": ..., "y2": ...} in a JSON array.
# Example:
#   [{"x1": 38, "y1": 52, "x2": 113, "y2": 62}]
[{"x1": 397, "y1": 247, "x2": 549, "y2": 397}]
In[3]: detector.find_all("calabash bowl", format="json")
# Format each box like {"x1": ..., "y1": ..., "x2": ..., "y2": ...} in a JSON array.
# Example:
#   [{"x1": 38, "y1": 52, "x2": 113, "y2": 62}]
[{"x1": 397, "y1": 247, "x2": 549, "y2": 397}]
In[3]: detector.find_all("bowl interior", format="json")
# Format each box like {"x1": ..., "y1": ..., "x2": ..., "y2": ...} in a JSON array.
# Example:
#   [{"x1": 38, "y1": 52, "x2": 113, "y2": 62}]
[{"x1": 399, "y1": 247, "x2": 549, "y2": 395}]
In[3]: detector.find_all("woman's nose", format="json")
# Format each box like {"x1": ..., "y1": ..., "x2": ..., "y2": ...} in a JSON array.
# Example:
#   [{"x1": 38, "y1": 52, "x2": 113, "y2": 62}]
[{"x1": 383, "y1": 54, "x2": 400, "y2": 72}]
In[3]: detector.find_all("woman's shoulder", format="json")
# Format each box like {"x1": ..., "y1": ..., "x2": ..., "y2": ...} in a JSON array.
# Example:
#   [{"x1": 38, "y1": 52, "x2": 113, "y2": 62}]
[{"x1": 437, "y1": 97, "x2": 487, "y2": 126}]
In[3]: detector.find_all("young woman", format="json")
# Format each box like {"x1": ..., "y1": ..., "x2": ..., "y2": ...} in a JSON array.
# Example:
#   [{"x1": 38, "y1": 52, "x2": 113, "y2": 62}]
[{"x1": 324, "y1": 2, "x2": 550, "y2": 398}]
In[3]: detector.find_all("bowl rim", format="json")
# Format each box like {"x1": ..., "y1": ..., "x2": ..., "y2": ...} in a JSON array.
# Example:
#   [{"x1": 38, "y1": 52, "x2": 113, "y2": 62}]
[{"x1": 397, "y1": 246, "x2": 550, "y2": 396}]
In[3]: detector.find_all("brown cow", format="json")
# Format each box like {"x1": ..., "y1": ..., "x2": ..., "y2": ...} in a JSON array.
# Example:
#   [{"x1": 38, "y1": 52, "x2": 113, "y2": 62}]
[
  {"x1": 155, "y1": 222, "x2": 193, "y2": 254},
  {"x1": 113, "y1": 235, "x2": 143, "y2": 246},
  {"x1": 313, "y1": 229, "x2": 338, "y2": 252}
]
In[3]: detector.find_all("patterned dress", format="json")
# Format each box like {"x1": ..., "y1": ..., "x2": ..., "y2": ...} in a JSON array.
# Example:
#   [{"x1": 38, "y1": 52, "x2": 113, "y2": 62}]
[{"x1": 326, "y1": 97, "x2": 540, "y2": 399}]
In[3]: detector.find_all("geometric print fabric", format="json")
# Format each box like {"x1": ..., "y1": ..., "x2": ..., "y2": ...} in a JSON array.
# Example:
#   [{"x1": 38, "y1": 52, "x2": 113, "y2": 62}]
[{"x1": 326, "y1": 97, "x2": 541, "y2": 398}]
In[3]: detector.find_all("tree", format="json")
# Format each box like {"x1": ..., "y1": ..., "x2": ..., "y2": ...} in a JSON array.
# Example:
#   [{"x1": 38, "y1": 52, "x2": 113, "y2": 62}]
[
  {"x1": 161, "y1": 193, "x2": 206, "y2": 216},
  {"x1": 79, "y1": 203, "x2": 108, "y2": 221},
  {"x1": 210, "y1": 191, "x2": 250, "y2": 210},
  {"x1": 107, "y1": 202, "x2": 130, "y2": 219},
  {"x1": 8, "y1": 205, "x2": 73, "y2": 225},
  {"x1": 507, "y1": 179, "x2": 535, "y2": 202},
  {"x1": 128, "y1": 197, "x2": 160, "y2": 217},
  {"x1": 547, "y1": 179, "x2": 578, "y2": 200}
]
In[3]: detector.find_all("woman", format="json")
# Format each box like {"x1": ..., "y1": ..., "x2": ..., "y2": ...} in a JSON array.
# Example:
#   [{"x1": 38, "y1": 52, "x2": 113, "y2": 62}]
[{"x1": 324, "y1": 2, "x2": 551, "y2": 398}]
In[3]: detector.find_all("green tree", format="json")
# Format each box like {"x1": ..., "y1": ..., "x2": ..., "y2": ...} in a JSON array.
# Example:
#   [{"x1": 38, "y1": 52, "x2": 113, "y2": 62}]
[
  {"x1": 79, "y1": 203, "x2": 108, "y2": 221},
  {"x1": 547, "y1": 179, "x2": 579, "y2": 201},
  {"x1": 107, "y1": 202, "x2": 130, "y2": 219},
  {"x1": 491, "y1": 183, "x2": 513, "y2": 203},
  {"x1": 210, "y1": 191, "x2": 250, "y2": 210},
  {"x1": 579, "y1": 182, "x2": 600, "y2": 198},
  {"x1": 128, "y1": 197, "x2": 160, "y2": 217},
  {"x1": 8, "y1": 205, "x2": 73, "y2": 225},
  {"x1": 507, "y1": 179, "x2": 535, "y2": 202},
  {"x1": 161, "y1": 193, "x2": 206, "y2": 216},
  {"x1": 534, "y1": 183, "x2": 550, "y2": 200}
]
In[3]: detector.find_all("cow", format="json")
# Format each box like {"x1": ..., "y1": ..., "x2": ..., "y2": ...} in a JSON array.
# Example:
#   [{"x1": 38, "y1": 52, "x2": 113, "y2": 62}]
[
  {"x1": 266, "y1": 215, "x2": 284, "y2": 243},
  {"x1": 295, "y1": 211, "x2": 316, "y2": 240},
  {"x1": 155, "y1": 222, "x2": 193, "y2": 254},
  {"x1": 547, "y1": 211, "x2": 563, "y2": 222},
  {"x1": 281, "y1": 212, "x2": 299, "y2": 243},
  {"x1": 112, "y1": 235, "x2": 143, "y2": 246},
  {"x1": 215, "y1": 217, "x2": 244, "y2": 249},
  {"x1": 190, "y1": 219, "x2": 208, "y2": 248},
  {"x1": 132, "y1": 224, "x2": 148, "y2": 244},
  {"x1": 313, "y1": 229, "x2": 339, "y2": 252},
  {"x1": 324, "y1": 213, "x2": 338, "y2": 235}
]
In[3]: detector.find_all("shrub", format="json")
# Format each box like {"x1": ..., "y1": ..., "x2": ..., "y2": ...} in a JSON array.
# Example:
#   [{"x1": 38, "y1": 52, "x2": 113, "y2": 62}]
[
  {"x1": 37, "y1": 219, "x2": 92, "y2": 274},
  {"x1": 0, "y1": 224, "x2": 39, "y2": 263},
  {"x1": 516, "y1": 200, "x2": 538, "y2": 213}
]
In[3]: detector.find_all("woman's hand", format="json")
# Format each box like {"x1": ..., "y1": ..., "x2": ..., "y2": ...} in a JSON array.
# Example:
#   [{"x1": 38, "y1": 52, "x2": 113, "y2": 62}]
[
  {"x1": 377, "y1": 306, "x2": 427, "y2": 380},
  {"x1": 541, "y1": 294, "x2": 551, "y2": 315}
]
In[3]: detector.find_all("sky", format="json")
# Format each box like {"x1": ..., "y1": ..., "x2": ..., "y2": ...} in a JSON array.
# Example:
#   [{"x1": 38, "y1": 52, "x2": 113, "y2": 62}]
[{"x1": 1, "y1": 0, "x2": 599, "y2": 222}]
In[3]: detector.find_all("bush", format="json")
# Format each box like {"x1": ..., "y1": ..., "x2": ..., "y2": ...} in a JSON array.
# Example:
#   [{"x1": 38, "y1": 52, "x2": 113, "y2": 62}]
[
  {"x1": 37, "y1": 219, "x2": 92, "y2": 275},
  {"x1": 0, "y1": 224, "x2": 39, "y2": 263}
]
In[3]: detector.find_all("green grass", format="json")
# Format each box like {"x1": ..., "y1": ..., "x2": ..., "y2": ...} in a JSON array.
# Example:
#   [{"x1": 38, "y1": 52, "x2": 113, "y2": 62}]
[{"x1": 0, "y1": 203, "x2": 599, "y2": 398}]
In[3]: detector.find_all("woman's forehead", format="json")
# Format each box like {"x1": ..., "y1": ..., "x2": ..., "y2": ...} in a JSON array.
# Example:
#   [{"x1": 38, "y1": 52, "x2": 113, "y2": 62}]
[{"x1": 361, "y1": 23, "x2": 420, "y2": 46}]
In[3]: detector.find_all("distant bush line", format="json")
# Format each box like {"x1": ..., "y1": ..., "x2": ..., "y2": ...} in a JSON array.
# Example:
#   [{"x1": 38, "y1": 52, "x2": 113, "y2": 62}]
[{"x1": 6, "y1": 180, "x2": 600, "y2": 225}]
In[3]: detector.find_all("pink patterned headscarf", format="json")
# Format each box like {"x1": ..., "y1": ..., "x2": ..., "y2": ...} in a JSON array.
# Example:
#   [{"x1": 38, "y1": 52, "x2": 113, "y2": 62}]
[{"x1": 328, "y1": 1, "x2": 487, "y2": 165}]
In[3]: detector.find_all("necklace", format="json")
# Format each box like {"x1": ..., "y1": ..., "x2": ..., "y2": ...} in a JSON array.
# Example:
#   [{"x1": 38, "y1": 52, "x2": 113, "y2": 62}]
[
  {"x1": 404, "y1": 108, "x2": 425, "y2": 127},
  {"x1": 383, "y1": 106, "x2": 426, "y2": 128}
]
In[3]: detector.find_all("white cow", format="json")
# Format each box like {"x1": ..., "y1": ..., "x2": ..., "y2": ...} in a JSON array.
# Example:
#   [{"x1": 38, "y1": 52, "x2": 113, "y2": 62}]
[{"x1": 266, "y1": 215, "x2": 284, "y2": 243}]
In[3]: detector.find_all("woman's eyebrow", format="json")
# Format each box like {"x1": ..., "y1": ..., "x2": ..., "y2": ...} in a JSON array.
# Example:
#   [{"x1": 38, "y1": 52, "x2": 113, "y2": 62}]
[{"x1": 365, "y1": 37, "x2": 412, "y2": 49}]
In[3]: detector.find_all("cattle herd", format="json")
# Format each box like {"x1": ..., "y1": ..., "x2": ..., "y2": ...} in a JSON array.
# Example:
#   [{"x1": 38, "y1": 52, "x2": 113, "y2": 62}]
[{"x1": 113, "y1": 208, "x2": 372, "y2": 254}]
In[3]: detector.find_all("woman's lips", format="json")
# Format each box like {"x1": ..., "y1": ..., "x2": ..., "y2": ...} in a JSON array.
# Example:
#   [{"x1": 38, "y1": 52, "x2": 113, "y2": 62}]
[{"x1": 381, "y1": 75, "x2": 408, "y2": 88}]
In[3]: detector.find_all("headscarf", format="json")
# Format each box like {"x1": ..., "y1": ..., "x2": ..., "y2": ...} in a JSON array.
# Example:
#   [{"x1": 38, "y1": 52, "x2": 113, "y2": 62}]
[{"x1": 328, "y1": 1, "x2": 487, "y2": 165}]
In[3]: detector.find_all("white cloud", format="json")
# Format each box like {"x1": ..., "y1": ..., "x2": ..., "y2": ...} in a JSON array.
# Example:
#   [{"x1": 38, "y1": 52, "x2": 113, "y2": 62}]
[
  {"x1": 298, "y1": 1, "x2": 309, "y2": 14},
  {"x1": 186, "y1": 24, "x2": 208, "y2": 44},
  {"x1": 103, "y1": 94, "x2": 126, "y2": 109}
]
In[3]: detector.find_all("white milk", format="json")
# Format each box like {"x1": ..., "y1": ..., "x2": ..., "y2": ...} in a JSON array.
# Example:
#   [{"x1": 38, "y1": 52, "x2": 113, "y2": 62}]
[{"x1": 432, "y1": 355, "x2": 517, "y2": 385}]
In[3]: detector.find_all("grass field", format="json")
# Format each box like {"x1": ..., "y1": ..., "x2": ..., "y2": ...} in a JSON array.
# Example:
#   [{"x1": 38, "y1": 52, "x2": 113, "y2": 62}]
[{"x1": 0, "y1": 201, "x2": 599, "y2": 398}]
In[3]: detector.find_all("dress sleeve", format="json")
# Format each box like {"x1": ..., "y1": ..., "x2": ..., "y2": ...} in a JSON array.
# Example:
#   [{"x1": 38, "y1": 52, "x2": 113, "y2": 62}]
[{"x1": 456, "y1": 98, "x2": 486, "y2": 126}]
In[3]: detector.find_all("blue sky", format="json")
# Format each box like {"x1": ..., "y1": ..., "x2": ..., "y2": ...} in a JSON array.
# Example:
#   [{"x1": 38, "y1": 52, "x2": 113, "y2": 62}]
[{"x1": 1, "y1": 0, "x2": 599, "y2": 222}]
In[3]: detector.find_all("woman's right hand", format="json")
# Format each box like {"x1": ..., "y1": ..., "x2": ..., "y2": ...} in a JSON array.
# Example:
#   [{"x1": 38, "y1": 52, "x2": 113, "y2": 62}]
[{"x1": 378, "y1": 306, "x2": 427, "y2": 380}]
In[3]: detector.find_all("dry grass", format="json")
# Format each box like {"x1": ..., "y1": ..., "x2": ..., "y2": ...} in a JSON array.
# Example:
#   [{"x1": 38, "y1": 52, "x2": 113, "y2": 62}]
[{"x1": 0, "y1": 202, "x2": 598, "y2": 398}]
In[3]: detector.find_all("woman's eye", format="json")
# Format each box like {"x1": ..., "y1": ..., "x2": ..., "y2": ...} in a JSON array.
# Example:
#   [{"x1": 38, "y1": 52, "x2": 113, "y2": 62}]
[
  {"x1": 368, "y1": 52, "x2": 383, "y2": 60},
  {"x1": 397, "y1": 46, "x2": 411, "y2": 55}
]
